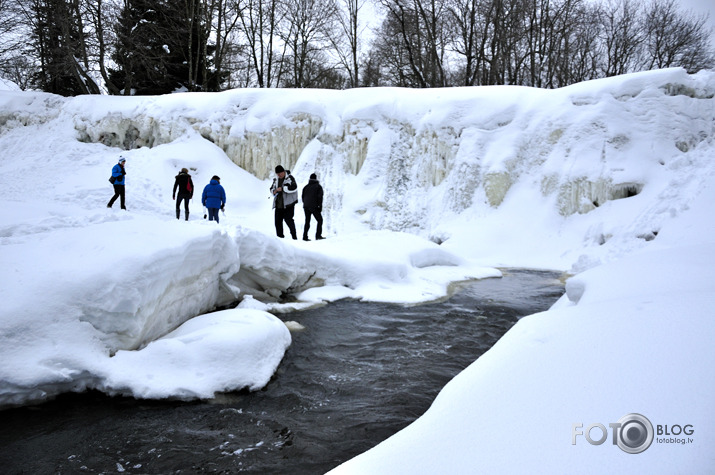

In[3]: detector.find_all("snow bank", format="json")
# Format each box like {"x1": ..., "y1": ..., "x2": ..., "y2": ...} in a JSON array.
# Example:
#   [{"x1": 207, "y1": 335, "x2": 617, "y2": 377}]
[
  {"x1": 0, "y1": 212, "x2": 239, "y2": 407},
  {"x1": 330, "y1": 180, "x2": 715, "y2": 474},
  {"x1": 0, "y1": 77, "x2": 20, "y2": 91},
  {"x1": 101, "y1": 308, "x2": 291, "y2": 399}
]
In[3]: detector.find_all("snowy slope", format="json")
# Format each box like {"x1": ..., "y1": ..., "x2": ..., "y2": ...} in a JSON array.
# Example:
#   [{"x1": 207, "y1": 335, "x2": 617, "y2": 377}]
[{"x1": 330, "y1": 177, "x2": 715, "y2": 474}]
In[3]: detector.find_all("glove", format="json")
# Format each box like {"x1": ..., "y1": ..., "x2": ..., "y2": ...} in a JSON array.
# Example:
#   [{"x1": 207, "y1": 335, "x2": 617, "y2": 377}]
[
  {"x1": 221, "y1": 205, "x2": 225, "y2": 211},
  {"x1": 172, "y1": 194, "x2": 175, "y2": 200}
]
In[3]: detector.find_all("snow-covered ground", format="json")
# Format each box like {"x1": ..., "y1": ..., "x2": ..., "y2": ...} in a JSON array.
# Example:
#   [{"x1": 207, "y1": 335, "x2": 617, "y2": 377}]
[{"x1": 1, "y1": 67, "x2": 714, "y2": 472}]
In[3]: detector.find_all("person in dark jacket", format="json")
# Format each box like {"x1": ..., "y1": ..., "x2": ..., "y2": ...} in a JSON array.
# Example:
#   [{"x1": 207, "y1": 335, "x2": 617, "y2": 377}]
[
  {"x1": 301, "y1": 173, "x2": 324, "y2": 241},
  {"x1": 270, "y1": 165, "x2": 298, "y2": 239},
  {"x1": 173, "y1": 168, "x2": 194, "y2": 220},
  {"x1": 202, "y1": 175, "x2": 226, "y2": 223},
  {"x1": 107, "y1": 157, "x2": 127, "y2": 210}
]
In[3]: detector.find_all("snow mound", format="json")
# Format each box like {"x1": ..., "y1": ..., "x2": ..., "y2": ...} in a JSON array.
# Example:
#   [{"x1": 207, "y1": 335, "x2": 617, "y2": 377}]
[{"x1": 101, "y1": 308, "x2": 291, "y2": 399}]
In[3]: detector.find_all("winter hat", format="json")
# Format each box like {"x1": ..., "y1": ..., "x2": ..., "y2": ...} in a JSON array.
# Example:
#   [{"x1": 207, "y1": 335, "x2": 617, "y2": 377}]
[
  {"x1": 211, "y1": 175, "x2": 220, "y2": 181},
  {"x1": 275, "y1": 165, "x2": 285, "y2": 174},
  {"x1": 310, "y1": 173, "x2": 317, "y2": 179},
  {"x1": 118, "y1": 157, "x2": 126, "y2": 163}
]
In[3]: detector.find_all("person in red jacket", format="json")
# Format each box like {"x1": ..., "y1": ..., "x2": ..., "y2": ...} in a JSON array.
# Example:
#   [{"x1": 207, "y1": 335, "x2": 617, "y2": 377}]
[{"x1": 172, "y1": 168, "x2": 194, "y2": 220}]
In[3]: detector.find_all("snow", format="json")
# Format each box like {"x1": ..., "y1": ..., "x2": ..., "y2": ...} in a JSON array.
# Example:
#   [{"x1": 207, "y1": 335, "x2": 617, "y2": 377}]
[
  {"x1": 103, "y1": 308, "x2": 292, "y2": 399},
  {"x1": 1, "y1": 67, "x2": 714, "y2": 471},
  {"x1": 331, "y1": 181, "x2": 715, "y2": 474}
]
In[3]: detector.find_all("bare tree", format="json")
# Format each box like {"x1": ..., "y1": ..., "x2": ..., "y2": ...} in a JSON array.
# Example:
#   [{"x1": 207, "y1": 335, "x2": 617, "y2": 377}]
[
  {"x1": 560, "y1": 0, "x2": 601, "y2": 84},
  {"x1": 84, "y1": 0, "x2": 120, "y2": 93},
  {"x1": 642, "y1": 0, "x2": 714, "y2": 72},
  {"x1": 211, "y1": 0, "x2": 243, "y2": 89},
  {"x1": 521, "y1": 0, "x2": 591, "y2": 88},
  {"x1": 279, "y1": 0, "x2": 340, "y2": 87},
  {"x1": 378, "y1": 0, "x2": 449, "y2": 87},
  {"x1": 0, "y1": 0, "x2": 17, "y2": 57},
  {"x1": 363, "y1": 13, "x2": 413, "y2": 86},
  {"x1": 599, "y1": 0, "x2": 645, "y2": 77},
  {"x1": 448, "y1": 0, "x2": 490, "y2": 86},
  {"x1": 19, "y1": 0, "x2": 102, "y2": 95},
  {"x1": 240, "y1": 0, "x2": 284, "y2": 87},
  {"x1": 0, "y1": 0, "x2": 36, "y2": 87},
  {"x1": 330, "y1": 0, "x2": 366, "y2": 87},
  {"x1": 377, "y1": 0, "x2": 426, "y2": 87}
]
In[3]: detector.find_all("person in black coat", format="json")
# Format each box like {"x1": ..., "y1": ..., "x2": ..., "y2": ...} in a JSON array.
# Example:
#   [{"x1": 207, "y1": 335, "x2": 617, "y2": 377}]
[
  {"x1": 172, "y1": 168, "x2": 194, "y2": 220},
  {"x1": 301, "y1": 173, "x2": 324, "y2": 241}
]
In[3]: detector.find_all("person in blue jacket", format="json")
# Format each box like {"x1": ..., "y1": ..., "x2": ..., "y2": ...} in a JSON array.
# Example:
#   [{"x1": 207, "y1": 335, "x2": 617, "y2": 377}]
[
  {"x1": 107, "y1": 157, "x2": 127, "y2": 209},
  {"x1": 202, "y1": 175, "x2": 226, "y2": 223}
]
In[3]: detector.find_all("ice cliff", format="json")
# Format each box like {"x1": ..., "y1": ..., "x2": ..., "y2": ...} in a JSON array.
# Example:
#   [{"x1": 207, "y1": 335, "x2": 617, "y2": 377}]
[
  {"x1": 61, "y1": 69, "x2": 715, "y2": 257},
  {"x1": 4, "y1": 69, "x2": 712, "y2": 258}
]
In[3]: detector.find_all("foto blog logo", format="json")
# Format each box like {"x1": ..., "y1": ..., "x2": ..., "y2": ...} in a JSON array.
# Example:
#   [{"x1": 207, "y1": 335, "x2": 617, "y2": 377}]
[{"x1": 572, "y1": 413, "x2": 654, "y2": 454}]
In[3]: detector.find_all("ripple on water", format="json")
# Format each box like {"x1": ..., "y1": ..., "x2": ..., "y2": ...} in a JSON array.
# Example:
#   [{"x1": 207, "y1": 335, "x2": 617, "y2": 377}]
[{"x1": 0, "y1": 269, "x2": 565, "y2": 474}]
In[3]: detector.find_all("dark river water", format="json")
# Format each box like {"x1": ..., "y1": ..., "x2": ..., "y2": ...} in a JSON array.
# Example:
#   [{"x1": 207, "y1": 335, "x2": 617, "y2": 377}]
[{"x1": 0, "y1": 269, "x2": 564, "y2": 474}]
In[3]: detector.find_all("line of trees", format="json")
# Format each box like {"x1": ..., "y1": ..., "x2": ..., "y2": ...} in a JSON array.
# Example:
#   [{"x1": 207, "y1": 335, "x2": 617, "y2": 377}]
[{"x1": 0, "y1": 0, "x2": 712, "y2": 95}]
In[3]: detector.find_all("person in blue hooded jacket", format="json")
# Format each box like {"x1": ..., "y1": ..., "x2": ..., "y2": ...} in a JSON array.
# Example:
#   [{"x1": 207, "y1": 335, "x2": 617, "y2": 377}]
[
  {"x1": 202, "y1": 175, "x2": 226, "y2": 223},
  {"x1": 107, "y1": 157, "x2": 127, "y2": 209}
]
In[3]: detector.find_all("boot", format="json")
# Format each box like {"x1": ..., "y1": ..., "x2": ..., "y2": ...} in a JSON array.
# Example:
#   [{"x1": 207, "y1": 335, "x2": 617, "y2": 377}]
[
  {"x1": 176, "y1": 209, "x2": 180, "y2": 219},
  {"x1": 185, "y1": 211, "x2": 189, "y2": 221},
  {"x1": 303, "y1": 235, "x2": 310, "y2": 241}
]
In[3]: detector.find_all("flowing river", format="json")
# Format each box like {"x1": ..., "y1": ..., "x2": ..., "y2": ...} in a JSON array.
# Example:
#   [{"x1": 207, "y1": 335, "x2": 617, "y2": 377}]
[{"x1": 0, "y1": 269, "x2": 565, "y2": 474}]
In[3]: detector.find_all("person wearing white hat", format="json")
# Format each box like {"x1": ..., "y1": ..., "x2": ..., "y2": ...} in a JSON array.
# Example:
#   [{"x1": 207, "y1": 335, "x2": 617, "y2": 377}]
[{"x1": 107, "y1": 157, "x2": 127, "y2": 210}]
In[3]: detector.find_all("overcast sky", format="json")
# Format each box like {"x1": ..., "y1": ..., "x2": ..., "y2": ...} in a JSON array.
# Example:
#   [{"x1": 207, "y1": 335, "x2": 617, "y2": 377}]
[{"x1": 677, "y1": 0, "x2": 715, "y2": 41}]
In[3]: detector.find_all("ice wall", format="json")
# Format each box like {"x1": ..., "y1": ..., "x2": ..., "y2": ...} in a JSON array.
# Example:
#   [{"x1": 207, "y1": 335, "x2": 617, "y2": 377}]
[{"x1": 20, "y1": 68, "x2": 714, "y2": 257}]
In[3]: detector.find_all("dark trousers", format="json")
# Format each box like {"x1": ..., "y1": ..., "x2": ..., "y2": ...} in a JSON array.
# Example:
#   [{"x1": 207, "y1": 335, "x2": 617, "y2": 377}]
[
  {"x1": 107, "y1": 184, "x2": 126, "y2": 209},
  {"x1": 176, "y1": 193, "x2": 190, "y2": 219},
  {"x1": 275, "y1": 204, "x2": 297, "y2": 238},
  {"x1": 207, "y1": 208, "x2": 220, "y2": 223},
  {"x1": 303, "y1": 207, "x2": 323, "y2": 239}
]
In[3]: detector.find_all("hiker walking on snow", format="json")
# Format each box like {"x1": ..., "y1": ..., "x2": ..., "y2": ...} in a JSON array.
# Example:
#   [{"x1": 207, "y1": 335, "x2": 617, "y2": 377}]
[
  {"x1": 107, "y1": 157, "x2": 127, "y2": 210},
  {"x1": 302, "y1": 173, "x2": 324, "y2": 241},
  {"x1": 270, "y1": 165, "x2": 298, "y2": 239},
  {"x1": 173, "y1": 168, "x2": 194, "y2": 220},
  {"x1": 202, "y1": 175, "x2": 226, "y2": 223}
]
